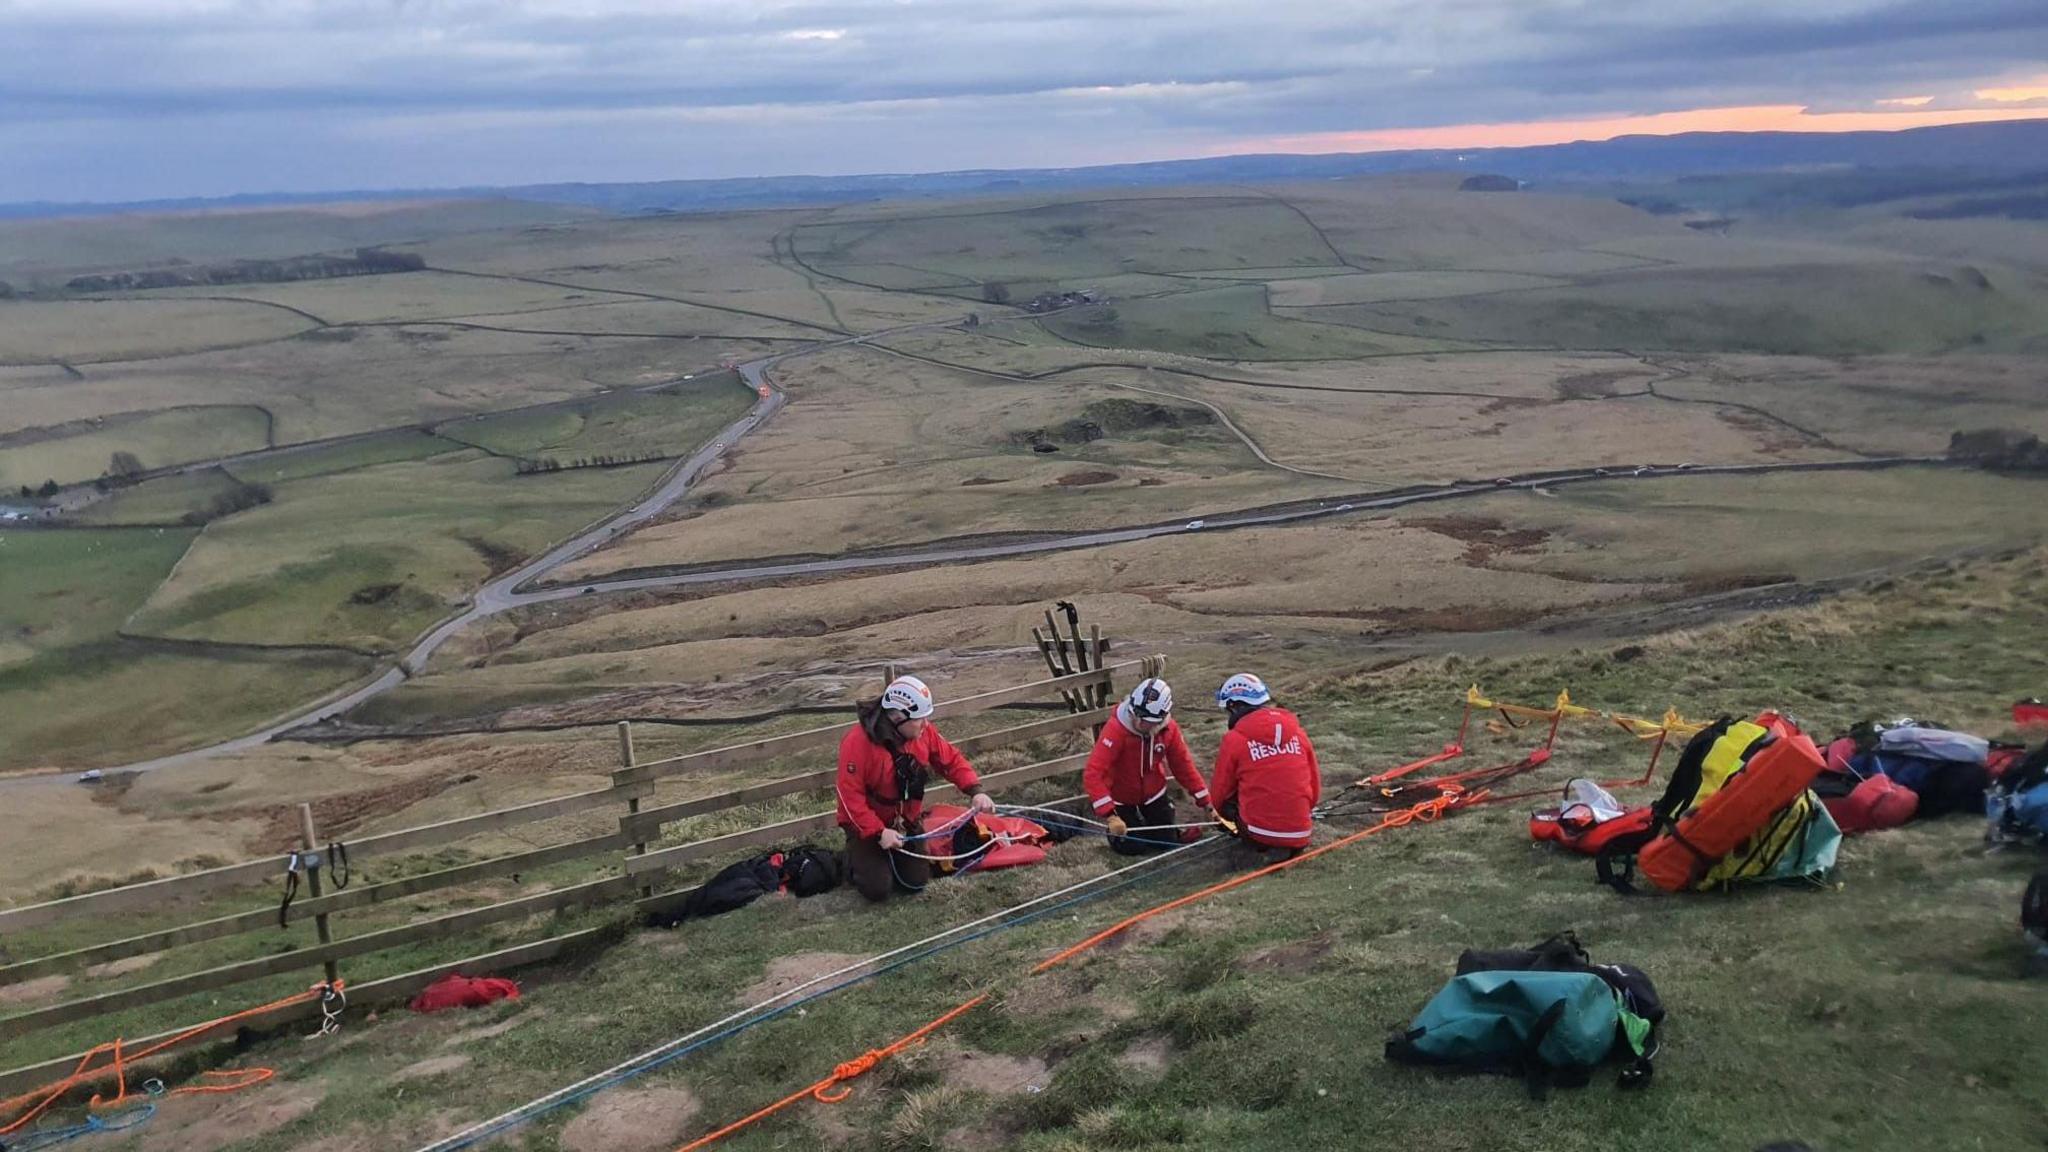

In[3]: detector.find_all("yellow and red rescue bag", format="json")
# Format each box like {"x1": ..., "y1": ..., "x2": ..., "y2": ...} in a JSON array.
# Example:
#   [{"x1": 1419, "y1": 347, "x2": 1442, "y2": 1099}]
[{"x1": 1636, "y1": 713, "x2": 1826, "y2": 892}]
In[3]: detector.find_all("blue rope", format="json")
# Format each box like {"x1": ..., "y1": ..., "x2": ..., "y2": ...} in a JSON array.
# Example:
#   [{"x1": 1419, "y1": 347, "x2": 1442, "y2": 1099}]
[
  {"x1": 430, "y1": 843, "x2": 1219, "y2": 1152},
  {"x1": 4, "y1": 1104, "x2": 155, "y2": 1152}
]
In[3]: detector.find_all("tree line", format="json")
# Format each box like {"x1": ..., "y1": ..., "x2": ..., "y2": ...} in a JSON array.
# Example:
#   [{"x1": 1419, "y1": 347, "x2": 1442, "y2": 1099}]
[
  {"x1": 515, "y1": 450, "x2": 673, "y2": 474},
  {"x1": 65, "y1": 248, "x2": 426, "y2": 294}
]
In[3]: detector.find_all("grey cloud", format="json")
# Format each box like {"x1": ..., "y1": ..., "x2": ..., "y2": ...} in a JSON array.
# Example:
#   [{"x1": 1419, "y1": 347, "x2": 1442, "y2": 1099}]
[{"x1": 0, "y1": 0, "x2": 2043, "y2": 200}]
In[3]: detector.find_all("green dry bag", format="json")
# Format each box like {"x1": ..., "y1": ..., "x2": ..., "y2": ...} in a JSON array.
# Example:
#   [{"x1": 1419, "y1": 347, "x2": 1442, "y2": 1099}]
[{"x1": 1385, "y1": 970, "x2": 1651, "y2": 1095}]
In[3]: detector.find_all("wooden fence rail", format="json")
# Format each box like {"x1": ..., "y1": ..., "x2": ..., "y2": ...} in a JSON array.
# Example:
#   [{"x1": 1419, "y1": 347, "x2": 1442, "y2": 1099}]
[{"x1": 0, "y1": 653, "x2": 1146, "y2": 1059}]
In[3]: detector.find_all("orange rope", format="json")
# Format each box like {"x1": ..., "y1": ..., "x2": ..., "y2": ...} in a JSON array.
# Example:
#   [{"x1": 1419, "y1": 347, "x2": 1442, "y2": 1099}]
[
  {"x1": 670, "y1": 795, "x2": 1462, "y2": 1151},
  {"x1": 672, "y1": 994, "x2": 991, "y2": 1152},
  {"x1": 0, "y1": 980, "x2": 338, "y2": 1136},
  {"x1": 1032, "y1": 794, "x2": 1456, "y2": 974}
]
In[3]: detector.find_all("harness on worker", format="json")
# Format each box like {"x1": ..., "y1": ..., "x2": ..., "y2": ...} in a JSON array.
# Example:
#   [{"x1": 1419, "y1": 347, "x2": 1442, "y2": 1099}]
[{"x1": 889, "y1": 751, "x2": 928, "y2": 827}]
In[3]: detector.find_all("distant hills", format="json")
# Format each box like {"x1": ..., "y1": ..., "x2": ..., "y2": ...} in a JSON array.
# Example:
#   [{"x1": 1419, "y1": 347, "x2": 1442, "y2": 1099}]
[{"x1": 7, "y1": 117, "x2": 2048, "y2": 221}]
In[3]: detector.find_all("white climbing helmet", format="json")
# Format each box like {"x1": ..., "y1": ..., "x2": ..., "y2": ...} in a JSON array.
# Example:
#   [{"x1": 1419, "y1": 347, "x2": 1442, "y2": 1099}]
[
  {"x1": 1125, "y1": 678, "x2": 1173, "y2": 725},
  {"x1": 1215, "y1": 672, "x2": 1271, "y2": 709},
  {"x1": 882, "y1": 674, "x2": 936, "y2": 720}
]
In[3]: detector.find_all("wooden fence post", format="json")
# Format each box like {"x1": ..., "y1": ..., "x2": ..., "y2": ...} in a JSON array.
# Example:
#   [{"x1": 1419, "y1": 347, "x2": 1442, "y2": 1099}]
[
  {"x1": 297, "y1": 804, "x2": 339, "y2": 987},
  {"x1": 1090, "y1": 625, "x2": 1106, "y2": 708},
  {"x1": 619, "y1": 720, "x2": 651, "y2": 897}
]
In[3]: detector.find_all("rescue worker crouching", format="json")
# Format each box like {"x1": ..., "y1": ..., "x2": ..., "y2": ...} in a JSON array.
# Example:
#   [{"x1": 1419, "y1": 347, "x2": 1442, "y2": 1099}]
[
  {"x1": 1208, "y1": 672, "x2": 1321, "y2": 861},
  {"x1": 1084, "y1": 677, "x2": 1210, "y2": 854},
  {"x1": 835, "y1": 674, "x2": 996, "y2": 902}
]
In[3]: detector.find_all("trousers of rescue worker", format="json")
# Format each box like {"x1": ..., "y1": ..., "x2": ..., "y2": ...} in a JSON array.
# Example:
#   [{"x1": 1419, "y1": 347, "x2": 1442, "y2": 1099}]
[
  {"x1": 844, "y1": 824, "x2": 931, "y2": 901},
  {"x1": 1107, "y1": 795, "x2": 1184, "y2": 856},
  {"x1": 1219, "y1": 799, "x2": 1305, "y2": 862}
]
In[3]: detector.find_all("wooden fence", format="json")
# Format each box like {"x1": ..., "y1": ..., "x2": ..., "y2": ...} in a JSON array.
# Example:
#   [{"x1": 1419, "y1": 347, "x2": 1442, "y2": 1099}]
[{"x1": 0, "y1": 653, "x2": 1149, "y2": 1097}]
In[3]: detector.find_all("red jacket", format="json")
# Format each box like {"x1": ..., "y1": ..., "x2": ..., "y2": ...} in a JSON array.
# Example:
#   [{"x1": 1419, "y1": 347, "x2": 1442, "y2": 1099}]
[
  {"x1": 1210, "y1": 706, "x2": 1320, "y2": 848},
  {"x1": 1083, "y1": 709, "x2": 1209, "y2": 815},
  {"x1": 835, "y1": 713, "x2": 981, "y2": 840}
]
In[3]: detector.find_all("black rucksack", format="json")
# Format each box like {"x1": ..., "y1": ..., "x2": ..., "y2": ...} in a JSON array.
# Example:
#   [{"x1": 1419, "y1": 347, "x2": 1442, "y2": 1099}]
[
  {"x1": 647, "y1": 854, "x2": 784, "y2": 928},
  {"x1": 779, "y1": 845, "x2": 844, "y2": 897}
]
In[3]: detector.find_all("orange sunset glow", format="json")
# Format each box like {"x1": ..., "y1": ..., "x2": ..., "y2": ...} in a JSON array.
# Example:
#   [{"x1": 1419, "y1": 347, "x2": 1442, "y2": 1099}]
[{"x1": 1222, "y1": 102, "x2": 2048, "y2": 156}]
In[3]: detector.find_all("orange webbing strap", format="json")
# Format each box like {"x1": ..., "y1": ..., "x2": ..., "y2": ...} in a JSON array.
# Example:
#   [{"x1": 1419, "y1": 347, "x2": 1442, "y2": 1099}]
[
  {"x1": 669, "y1": 796, "x2": 1461, "y2": 1152},
  {"x1": 0, "y1": 980, "x2": 338, "y2": 1136},
  {"x1": 672, "y1": 994, "x2": 991, "y2": 1152}
]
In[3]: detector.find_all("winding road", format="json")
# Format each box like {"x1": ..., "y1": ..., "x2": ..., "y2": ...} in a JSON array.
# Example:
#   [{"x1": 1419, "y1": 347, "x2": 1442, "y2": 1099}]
[{"x1": 42, "y1": 313, "x2": 1944, "y2": 781}]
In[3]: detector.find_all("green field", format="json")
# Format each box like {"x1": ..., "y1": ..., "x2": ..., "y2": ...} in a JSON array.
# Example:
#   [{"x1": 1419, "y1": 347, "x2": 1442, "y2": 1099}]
[
  {"x1": 0, "y1": 526, "x2": 195, "y2": 663},
  {"x1": 435, "y1": 377, "x2": 753, "y2": 466},
  {"x1": 0, "y1": 298, "x2": 317, "y2": 364},
  {"x1": 0, "y1": 200, "x2": 592, "y2": 287},
  {"x1": 792, "y1": 197, "x2": 1341, "y2": 287},
  {"x1": 225, "y1": 428, "x2": 465, "y2": 485},
  {"x1": 0, "y1": 642, "x2": 370, "y2": 772},
  {"x1": 68, "y1": 467, "x2": 258, "y2": 526},
  {"x1": 1295, "y1": 263, "x2": 2048, "y2": 355},
  {"x1": 0, "y1": 406, "x2": 272, "y2": 490},
  {"x1": 0, "y1": 525, "x2": 376, "y2": 771},
  {"x1": 1040, "y1": 284, "x2": 1469, "y2": 360},
  {"x1": 126, "y1": 453, "x2": 666, "y2": 651}
]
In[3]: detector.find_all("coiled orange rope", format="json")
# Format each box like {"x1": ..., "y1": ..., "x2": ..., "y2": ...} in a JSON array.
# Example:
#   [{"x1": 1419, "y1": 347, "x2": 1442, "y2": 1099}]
[{"x1": 0, "y1": 980, "x2": 340, "y2": 1137}]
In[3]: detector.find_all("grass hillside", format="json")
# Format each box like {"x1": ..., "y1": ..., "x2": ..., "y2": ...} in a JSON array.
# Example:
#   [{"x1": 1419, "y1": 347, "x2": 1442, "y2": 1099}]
[{"x1": 21, "y1": 547, "x2": 2041, "y2": 1152}]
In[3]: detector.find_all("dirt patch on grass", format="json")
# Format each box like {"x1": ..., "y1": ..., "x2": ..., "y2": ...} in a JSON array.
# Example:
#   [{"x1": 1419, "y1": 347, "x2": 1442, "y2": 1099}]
[
  {"x1": 1245, "y1": 930, "x2": 1338, "y2": 975},
  {"x1": 959, "y1": 476, "x2": 1002, "y2": 487},
  {"x1": 391, "y1": 1053, "x2": 471, "y2": 1081},
  {"x1": 0, "y1": 974, "x2": 69, "y2": 1007},
  {"x1": 442, "y1": 1009, "x2": 540, "y2": 1047},
  {"x1": 1405, "y1": 515, "x2": 1550, "y2": 566},
  {"x1": 1052, "y1": 469, "x2": 1119, "y2": 487},
  {"x1": 559, "y1": 1085, "x2": 701, "y2": 1152},
  {"x1": 140, "y1": 1080, "x2": 324, "y2": 1152},
  {"x1": 1116, "y1": 1035, "x2": 1172, "y2": 1077},
  {"x1": 738, "y1": 951, "x2": 866, "y2": 1004},
  {"x1": 998, "y1": 973, "x2": 1138, "y2": 1022},
  {"x1": 1555, "y1": 370, "x2": 1646, "y2": 399},
  {"x1": 222, "y1": 773, "x2": 464, "y2": 850},
  {"x1": 942, "y1": 1050, "x2": 1049, "y2": 1095},
  {"x1": 85, "y1": 953, "x2": 163, "y2": 980}
]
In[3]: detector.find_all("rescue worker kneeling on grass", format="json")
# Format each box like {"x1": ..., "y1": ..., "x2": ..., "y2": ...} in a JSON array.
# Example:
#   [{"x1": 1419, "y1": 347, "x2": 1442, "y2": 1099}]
[
  {"x1": 1084, "y1": 677, "x2": 1210, "y2": 854},
  {"x1": 1209, "y1": 672, "x2": 1320, "y2": 860},
  {"x1": 835, "y1": 674, "x2": 996, "y2": 902}
]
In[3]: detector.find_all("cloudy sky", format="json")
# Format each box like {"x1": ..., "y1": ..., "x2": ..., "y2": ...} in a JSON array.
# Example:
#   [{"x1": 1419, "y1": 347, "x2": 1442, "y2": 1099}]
[{"x1": 4, "y1": 0, "x2": 2047, "y2": 203}]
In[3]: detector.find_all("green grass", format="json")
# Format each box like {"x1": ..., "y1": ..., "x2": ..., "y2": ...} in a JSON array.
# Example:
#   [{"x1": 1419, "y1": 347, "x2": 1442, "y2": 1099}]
[
  {"x1": 125, "y1": 452, "x2": 666, "y2": 651},
  {"x1": 1301, "y1": 263, "x2": 2048, "y2": 355},
  {"x1": 225, "y1": 429, "x2": 464, "y2": 485},
  {"x1": 0, "y1": 406, "x2": 272, "y2": 490},
  {"x1": 0, "y1": 642, "x2": 371, "y2": 771},
  {"x1": 1435, "y1": 470, "x2": 2048, "y2": 586},
  {"x1": 0, "y1": 523, "x2": 379, "y2": 770},
  {"x1": 435, "y1": 377, "x2": 753, "y2": 467},
  {"x1": 27, "y1": 548, "x2": 2044, "y2": 1151},
  {"x1": 1040, "y1": 284, "x2": 1467, "y2": 360},
  {"x1": 69, "y1": 467, "x2": 257, "y2": 526},
  {"x1": 792, "y1": 198, "x2": 1340, "y2": 286},
  {"x1": 0, "y1": 298, "x2": 315, "y2": 364},
  {"x1": 0, "y1": 526, "x2": 194, "y2": 660}
]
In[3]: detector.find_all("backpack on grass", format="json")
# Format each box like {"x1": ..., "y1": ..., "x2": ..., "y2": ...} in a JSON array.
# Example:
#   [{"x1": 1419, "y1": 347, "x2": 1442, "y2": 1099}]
[
  {"x1": 1988, "y1": 743, "x2": 2048, "y2": 844},
  {"x1": 1387, "y1": 931, "x2": 1660, "y2": 1096},
  {"x1": 1597, "y1": 714, "x2": 1838, "y2": 893},
  {"x1": 647, "y1": 844, "x2": 845, "y2": 928}
]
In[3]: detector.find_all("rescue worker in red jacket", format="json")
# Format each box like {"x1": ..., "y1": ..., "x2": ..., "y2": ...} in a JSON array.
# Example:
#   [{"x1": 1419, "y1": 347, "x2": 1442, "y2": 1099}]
[
  {"x1": 835, "y1": 674, "x2": 996, "y2": 902},
  {"x1": 1083, "y1": 677, "x2": 1210, "y2": 854},
  {"x1": 1209, "y1": 672, "x2": 1320, "y2": 860}
]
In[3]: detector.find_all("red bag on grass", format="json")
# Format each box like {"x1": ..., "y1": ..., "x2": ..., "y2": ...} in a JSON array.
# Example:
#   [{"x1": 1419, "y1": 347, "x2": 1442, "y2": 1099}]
[{"x1": 410, "y1": 973, "x2": 519, "y2": 1013}]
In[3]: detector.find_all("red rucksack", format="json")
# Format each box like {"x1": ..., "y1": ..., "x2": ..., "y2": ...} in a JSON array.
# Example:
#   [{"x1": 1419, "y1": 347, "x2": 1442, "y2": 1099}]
[{"x1": 1824, "y1": 773, "x2": 1918, "y2": 834}]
